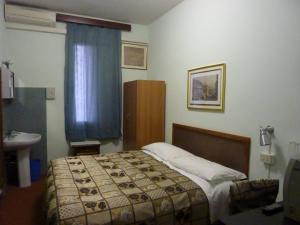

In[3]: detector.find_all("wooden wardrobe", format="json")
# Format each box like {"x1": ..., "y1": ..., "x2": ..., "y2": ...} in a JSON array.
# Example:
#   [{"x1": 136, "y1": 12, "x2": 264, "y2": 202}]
[{"x1": 123, "y1": 80, "x2": 166, "y2": 150}]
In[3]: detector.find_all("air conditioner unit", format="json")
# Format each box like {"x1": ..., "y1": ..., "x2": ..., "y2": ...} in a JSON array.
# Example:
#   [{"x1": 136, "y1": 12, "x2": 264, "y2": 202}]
[{"x1": 5, "y1": 4, "x2": 56, "y2": 27}]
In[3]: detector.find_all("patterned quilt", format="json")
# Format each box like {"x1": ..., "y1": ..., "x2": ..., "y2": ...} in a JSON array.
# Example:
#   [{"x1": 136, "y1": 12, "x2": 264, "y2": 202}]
[{"x1": 46, "y1": 151, "x2": 209, "y2": 225}]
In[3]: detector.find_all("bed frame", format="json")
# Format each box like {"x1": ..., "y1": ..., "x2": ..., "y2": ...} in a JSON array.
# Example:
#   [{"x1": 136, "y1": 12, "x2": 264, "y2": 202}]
[{"x1": 172, "y1": 123, "x2": 251, "y2": 176}]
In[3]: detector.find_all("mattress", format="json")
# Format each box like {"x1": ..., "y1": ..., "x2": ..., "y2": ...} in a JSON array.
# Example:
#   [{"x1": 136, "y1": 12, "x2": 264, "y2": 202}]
[{"x1": 46, "y1": 151, "x2": 210, "y2": 225}]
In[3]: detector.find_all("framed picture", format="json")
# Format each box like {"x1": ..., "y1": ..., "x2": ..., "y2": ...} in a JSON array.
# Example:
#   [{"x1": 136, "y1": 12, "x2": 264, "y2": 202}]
[
  {"x1": 187, "y1": 63, "x2": 226, "y2": 111},
  {"x1": 121, "y1": 41, "x2": 148, "y2": 70}
]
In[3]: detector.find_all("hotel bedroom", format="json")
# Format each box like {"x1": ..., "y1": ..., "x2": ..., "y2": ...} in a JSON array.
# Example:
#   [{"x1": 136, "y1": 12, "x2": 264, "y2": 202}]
[{"x1": 0, "y1": 0, "x2": 299, "y2": 225}]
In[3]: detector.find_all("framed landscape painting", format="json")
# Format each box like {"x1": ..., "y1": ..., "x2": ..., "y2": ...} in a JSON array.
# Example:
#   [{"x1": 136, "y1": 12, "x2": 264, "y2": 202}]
[
  {"x1": 187, "y1": 63, "x2": 226, "y2": 111},
  {"x1": 121, "y1": 41, "x2": 148, "y2": 70}
]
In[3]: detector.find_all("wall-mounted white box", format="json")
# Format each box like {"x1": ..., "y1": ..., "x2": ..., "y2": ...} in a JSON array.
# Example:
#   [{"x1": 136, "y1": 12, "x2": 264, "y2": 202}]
[
  {"x1": 1, "y1": 65, "x2": 14, "y2": 99},
  {"x1": 260, "y1": 152, "x2": 276, "y2": 165}
]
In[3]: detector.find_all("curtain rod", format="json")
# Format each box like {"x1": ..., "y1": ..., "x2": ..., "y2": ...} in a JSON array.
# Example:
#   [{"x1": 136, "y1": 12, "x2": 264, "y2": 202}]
[{"x1": 56, "y1": 13, "x2": 131, "y2": 31}]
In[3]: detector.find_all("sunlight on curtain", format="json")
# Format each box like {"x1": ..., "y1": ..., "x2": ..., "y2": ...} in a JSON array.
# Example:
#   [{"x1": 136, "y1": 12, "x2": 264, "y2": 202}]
[{"x1": 75, "y1": 44, "x2": 87, "y2": 122}]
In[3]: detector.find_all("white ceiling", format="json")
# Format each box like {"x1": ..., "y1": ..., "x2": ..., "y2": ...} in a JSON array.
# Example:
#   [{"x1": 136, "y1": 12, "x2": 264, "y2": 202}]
[{"x1": 6, "y1": 0, "x2": 184, "y2": 25}]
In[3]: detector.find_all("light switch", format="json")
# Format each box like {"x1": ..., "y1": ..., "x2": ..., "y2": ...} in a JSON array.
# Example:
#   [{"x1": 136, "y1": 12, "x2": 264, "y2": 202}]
[
  {"x1": 289, "y1": 141, "x2": 300, "y2": 159},
  {"x1": 46, "y1": 87, "x2": 55, "y2": 100}
]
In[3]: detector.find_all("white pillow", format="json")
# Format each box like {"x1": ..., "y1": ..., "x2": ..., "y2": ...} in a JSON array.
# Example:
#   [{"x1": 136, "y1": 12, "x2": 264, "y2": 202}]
[
  {"x1": 170, "y1": 155, "x2": 247, "y2": 183},
  {"x1": 142, "y1": 142, "x2": 194, "y2": 162}
]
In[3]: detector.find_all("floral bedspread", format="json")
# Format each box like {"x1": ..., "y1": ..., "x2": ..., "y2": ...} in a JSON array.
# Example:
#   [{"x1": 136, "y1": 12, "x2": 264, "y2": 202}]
[{"x1": 46, "y1": 151, "x2": 209, "y2": 225}]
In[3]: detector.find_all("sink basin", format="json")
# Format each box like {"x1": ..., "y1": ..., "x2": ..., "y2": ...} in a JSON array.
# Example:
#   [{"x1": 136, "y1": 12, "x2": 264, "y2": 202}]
[
  {"x1": 4, "y1": 131, "x2": 41, "y2": 150},
  {"x1": 3, "y1": 131, "x2": 42, "y2": 188}
]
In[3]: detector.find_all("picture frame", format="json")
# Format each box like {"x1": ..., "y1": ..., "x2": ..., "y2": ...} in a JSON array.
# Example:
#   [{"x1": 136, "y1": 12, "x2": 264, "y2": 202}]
[
  {"x1": 121, "y1": 41, "x2": 148, "y2": 70},
  {"x1": 187, "y1": 63, "x2": 226, "y2": 111}
]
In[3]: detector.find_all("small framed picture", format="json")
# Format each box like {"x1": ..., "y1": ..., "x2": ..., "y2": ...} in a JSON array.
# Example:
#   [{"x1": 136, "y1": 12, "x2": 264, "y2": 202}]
[
  {"x1": 187, "y1": 63, "x2": 226, "y2": 111},
  {"x1": 121, "y1": 41, "x2": 148, "y2": 70}
]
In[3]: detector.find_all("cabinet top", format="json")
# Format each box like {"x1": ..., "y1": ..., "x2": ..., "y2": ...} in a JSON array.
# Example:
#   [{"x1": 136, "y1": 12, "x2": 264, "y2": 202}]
[
  {"x1": 124, "y1": 80, "x2": 165, "y2": 84},
  {"x1": 70, "y1": 140, "x2": 101, "y2": 147}
]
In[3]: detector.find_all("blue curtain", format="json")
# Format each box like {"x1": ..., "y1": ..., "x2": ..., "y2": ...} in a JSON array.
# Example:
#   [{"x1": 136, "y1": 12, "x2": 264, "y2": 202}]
[{"x1": 65, "y1": 23, "x2": 121, "y2": 141}]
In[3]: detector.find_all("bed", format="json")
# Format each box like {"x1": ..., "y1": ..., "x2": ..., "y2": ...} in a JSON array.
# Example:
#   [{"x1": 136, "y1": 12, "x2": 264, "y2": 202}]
[{"x1": 46, "y1": 123, "x2": 251, "y2": 225}]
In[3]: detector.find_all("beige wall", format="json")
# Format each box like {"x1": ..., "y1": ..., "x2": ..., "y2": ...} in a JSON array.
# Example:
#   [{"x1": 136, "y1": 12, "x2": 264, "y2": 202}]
[
  {"x1": 0, "y1": 0, "x2": 4, "y2": 62},
  {"x1": 148, "y1": 0, "x2": 300, "y2": 199},
  {"x1": 5, "y1": 23, "x2": 148, "y2": 159}
]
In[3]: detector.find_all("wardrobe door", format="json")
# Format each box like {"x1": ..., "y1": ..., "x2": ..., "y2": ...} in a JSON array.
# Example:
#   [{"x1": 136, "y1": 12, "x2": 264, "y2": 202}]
[
  {"x1": 123, "y1": 81, "x2": 137, "y2": 150},
  {"x1": 136, "y1": 80, "x2": 165, "y2": 148},
  {"x1": 149, "y1": 81, "x2": 165, "y2": 143}
]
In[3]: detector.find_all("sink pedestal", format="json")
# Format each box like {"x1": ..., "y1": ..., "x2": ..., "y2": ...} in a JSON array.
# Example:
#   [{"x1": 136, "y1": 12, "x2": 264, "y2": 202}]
[
  {"x1": 4, "y1": 131, "x2": 42, "y2": 188},
  {"x1": 17, "y1": 148, "x2": 31, "y2": 187}
]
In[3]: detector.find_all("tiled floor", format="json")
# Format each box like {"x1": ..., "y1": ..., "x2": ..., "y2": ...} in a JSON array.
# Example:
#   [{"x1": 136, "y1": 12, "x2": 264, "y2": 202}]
[{"x1": 0, "y1": 178, "x2": 45, "y2": 225}]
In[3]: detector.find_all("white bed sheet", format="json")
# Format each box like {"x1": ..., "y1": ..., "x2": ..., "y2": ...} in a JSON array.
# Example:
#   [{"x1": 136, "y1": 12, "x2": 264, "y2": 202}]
[{"x1": 143, "y1": 150, "x2": 232, "y2": 223}]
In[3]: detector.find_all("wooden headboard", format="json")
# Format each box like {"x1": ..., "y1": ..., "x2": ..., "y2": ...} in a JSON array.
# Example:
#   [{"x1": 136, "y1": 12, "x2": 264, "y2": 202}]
[{"x1": 172, "y1": 123, "x2": 251, "y2": 176}]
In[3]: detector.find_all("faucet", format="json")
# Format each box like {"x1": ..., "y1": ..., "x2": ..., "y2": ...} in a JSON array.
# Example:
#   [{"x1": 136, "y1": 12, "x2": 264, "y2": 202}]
[
  {"x1": 6, "y1": 129, "x2": 13, "y2": 137},
  {"x1": 6, "y1": 130, "x2": 19, "y2": 139}
]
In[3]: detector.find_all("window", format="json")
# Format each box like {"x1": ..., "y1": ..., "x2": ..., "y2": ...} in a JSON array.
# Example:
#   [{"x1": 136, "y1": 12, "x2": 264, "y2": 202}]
[
  {"x1": 65, "y1": 23, "x2": 121, "y2": 140},
  {"x1": 74, "y1": 44, "x2": 89, "y2": 122}
]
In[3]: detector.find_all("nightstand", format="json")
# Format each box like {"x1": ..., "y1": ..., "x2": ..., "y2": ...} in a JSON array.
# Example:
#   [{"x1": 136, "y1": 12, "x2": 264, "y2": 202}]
[
  {"x1": 70, "y1": 140, "x2": 101, "y2": 156},
  {"x1": 219, "y1": 206, "x2": 300, "y2": 225}
]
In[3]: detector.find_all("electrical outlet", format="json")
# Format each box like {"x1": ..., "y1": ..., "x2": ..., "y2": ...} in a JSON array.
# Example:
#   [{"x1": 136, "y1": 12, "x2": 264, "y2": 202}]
[
  {"x1": 260, "y1": 152, "x2": 276, "y2": 165},
  {"x1": 46, "y1": 87, "x2": 55, "y2": 100}
]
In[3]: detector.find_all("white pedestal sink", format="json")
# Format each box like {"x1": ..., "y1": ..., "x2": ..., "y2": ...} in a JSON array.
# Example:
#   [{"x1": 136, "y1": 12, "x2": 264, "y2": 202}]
[{"x1": 4, "y1": 131, "x2": 42, "y2": 188}]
